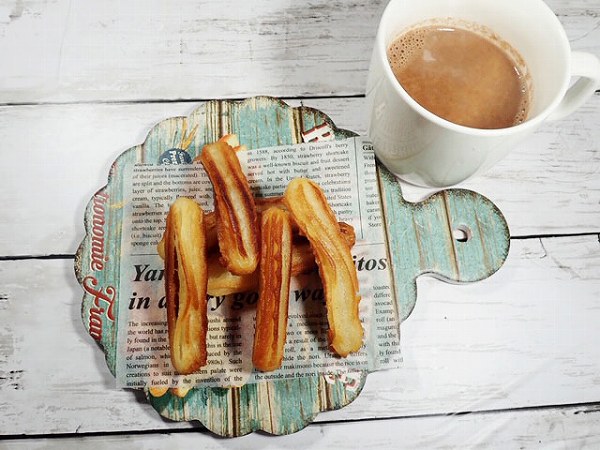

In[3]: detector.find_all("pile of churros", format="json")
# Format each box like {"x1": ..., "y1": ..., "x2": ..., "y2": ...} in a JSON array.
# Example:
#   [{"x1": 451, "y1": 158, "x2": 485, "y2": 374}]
[{"x1": 158, "y1": 135, "x2": 363, "y2": 377}]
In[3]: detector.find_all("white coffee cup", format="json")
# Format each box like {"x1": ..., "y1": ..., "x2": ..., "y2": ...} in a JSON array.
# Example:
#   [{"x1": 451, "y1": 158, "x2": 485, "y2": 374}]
[{"x1": 366, "y1": 0, "x2": 600, "y2": 187}]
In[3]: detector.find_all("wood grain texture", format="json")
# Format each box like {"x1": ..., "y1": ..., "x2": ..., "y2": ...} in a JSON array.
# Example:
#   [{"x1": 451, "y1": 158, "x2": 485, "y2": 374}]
[
  {"x1": 73, "y1": 97, "x2": 507, "y2": 435},
  {"x1": 75, "y1": 97, "x2": 371, "y2": 437},
  {"x1": 1, "y1": 94, "x2": 598, "y2": 257},
  {"x1": 379, "y1": 166, "x2": 509, "y2": 320},
  {"x1": 3, "y1": 405, "x2": 600, "y2": 448},
  {"x1": 0, "y1": 0, "x2": 386, "y2": 103},
  {"x1": 0, "y1": 0, "x2": 598, "y2": 103},
  {"x1": 1, "y1": 235, "x2": 599, "y2": 435},
  {"x1": 1, "y1": 0, "x2": 599, "y2": 442}
]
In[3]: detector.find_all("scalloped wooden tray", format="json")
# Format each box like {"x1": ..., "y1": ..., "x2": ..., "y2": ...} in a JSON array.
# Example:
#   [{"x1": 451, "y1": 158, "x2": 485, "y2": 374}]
[{"x1": 75, "y1": 96, "x2": 509, "y2": 436}]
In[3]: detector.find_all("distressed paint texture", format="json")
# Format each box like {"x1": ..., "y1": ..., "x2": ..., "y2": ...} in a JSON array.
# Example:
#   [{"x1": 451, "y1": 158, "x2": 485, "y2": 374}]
[{"x1": 75, "y1": 97, "x2": 509, "y2": 436}]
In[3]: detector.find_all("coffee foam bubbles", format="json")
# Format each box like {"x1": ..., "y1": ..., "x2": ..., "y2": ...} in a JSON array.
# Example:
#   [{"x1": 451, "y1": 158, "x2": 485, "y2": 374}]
[
  {"x1": 386, "y1": 19, "x2": 532, "y2": 128},
  {"x1": 387, "y1": 28, "x2": 426, "y2": 69}
]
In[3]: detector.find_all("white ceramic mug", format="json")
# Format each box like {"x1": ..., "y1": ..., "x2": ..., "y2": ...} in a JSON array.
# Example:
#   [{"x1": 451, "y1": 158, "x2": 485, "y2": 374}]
[{"x1": 366, "y1": 0, "x2": 600, "y2": 187}]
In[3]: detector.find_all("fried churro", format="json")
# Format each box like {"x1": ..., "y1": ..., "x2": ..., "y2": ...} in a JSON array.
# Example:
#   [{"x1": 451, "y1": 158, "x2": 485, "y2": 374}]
[
  {"x1": 164, "y1": 197, "x2": 209, "y2": 374},
  {"x1": 200, "y1": 141, "x2": 260, "y2": 275},
  {"x1": 284, "y1": 178, "x2": 363, "y2": 357},
  {"x1": 205, "y1": 222, "x2": 356, "y2": 296},
  {"x1": 252, "y1": 207, "x2": 293, "y2": 371},
  {"x1": 170, "y1": 386, "x2": 192, "y2": 398},
  {"x1": 157, "y1": 196, "x2": 287, "y2": 259},
  {"x1": 148, "y1": 386, "x2": 169, "y2": 398}
]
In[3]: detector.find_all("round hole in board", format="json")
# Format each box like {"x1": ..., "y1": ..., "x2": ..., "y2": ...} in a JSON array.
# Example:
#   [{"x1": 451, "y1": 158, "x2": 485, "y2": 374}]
[{"x1": 452, "y1": 225, "x2": 472, "y2": 243}]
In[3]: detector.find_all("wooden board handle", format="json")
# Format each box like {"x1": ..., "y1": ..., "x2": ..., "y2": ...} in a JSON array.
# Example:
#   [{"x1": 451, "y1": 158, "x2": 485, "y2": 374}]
[{"x1": 378, "y1": 165, "x2": 510, "y2": 321}]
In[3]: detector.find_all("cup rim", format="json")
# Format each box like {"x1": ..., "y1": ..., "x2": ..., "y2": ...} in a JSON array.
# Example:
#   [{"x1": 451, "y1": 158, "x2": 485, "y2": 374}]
[{"x1": 377, "y1": 0, "x2": 572, "y2": 137}]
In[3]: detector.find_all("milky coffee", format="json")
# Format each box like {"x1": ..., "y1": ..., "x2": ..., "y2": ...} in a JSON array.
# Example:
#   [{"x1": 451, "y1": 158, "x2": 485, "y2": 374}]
[{"x1": 387, "y1": 22, "x2": 531, "y2": 129}]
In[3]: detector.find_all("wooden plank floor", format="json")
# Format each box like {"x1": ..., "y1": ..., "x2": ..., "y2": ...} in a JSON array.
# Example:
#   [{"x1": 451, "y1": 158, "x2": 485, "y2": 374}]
[
  {"x1": 3, "y1": 405, "x2": 600, "y2": 448},
  {"x1": 1, "y1": 235, "x2": 599, "y2": 435},
  {"x1": 1, "y1": 0, "x2": 599, "y2": 445},
  {"x1": 0, "y1": 95, "x2": 598, "y2": 256},
  {"x1": 0, "y1": 1, "x2": 598, "y2": 103}
]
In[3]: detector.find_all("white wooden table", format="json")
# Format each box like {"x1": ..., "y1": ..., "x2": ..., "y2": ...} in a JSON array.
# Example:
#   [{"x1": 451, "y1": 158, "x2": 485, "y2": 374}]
[{"x1": 1, "y1": 0, "x2": 599, "y2": 447}]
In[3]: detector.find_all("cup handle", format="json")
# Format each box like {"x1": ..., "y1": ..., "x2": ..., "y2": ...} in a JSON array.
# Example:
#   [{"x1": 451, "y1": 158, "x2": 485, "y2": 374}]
[{"x1": 547, "y1": 51, "x2": 600, "y2": 121}]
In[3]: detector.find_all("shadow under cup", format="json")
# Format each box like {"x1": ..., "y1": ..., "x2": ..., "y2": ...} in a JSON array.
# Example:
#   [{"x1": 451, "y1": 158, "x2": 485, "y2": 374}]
[{"x1": 367, "y1": 0, "x2": 572, "y2": 187}]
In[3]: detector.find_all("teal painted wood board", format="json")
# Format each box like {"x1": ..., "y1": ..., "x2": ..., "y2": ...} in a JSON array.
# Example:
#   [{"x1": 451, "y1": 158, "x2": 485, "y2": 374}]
[{"x1": 75, "y1": 97, "x2": 510, "y2": 436}]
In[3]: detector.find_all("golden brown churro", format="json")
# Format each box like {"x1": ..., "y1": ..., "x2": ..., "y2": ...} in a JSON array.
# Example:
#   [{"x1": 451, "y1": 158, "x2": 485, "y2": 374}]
[
  {"x1": 200, "y1": 141, "x2": 260, "y2": 275},
  {"x1": 284, "y1": 178, "x2": 363, "y2": 357},
  {"x1": 205, "y1": 222, "x2": 356, "y2": 296},
  {"x1": 159, "y1": 134, "x2": 365, "y2": 377},
  {"x1": 193, "y1": 135, "x2": 247, "y2": 163},
  {"x1": 169, "y1": 386, "x2": 192, "y2": 398},
  {"x1": 219, "y1": 134, "x2": 239, "y2": 148},
  {"x1": 157, "y1": 197, "x2": 286, "y2": 259},
  {"x1": 148, "y1": 386, "x2": 169, "y2": 398},
  {"x1": 219, "y1": 134, "x2": 248, "y2": 153},
  {"x1": 252, "y1": 207, "x2": 293, "y2": 371},
  {"x1": 207, "y1": 253, "x2": 257, "y2": 296},
  {"x1": 164, "y1": 197, "x2": 209, "y2": 374}
]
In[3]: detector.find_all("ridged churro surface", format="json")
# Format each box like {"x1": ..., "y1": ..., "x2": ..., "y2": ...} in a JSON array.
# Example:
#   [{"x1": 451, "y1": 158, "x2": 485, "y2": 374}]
[
  {"x1": 206, "y1": 222, "x2": 355, "y2": 296},
  {"x1": 164, "y1": 197, "x2": 209, "y2": 374},
  {"x1": 200, "y1": 141, "x2": 260, "y2": 275},
  {"x1": 284, "y1": 178, "x2": 363, "y2": 357},
  {"x1": 252, "y1": 208, "x2": 293, "y2": 371}
]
